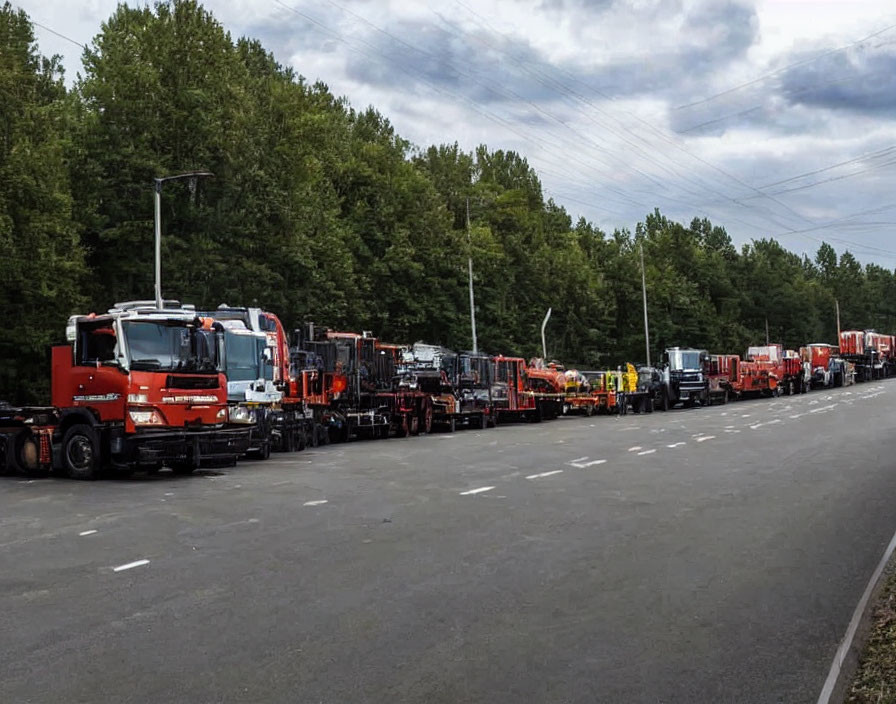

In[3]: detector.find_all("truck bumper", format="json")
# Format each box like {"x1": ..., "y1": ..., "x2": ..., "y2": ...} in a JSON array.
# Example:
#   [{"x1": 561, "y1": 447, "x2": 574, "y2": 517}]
[{"x1": 121, "y1": 427, "x2": 251, "y2": 468}]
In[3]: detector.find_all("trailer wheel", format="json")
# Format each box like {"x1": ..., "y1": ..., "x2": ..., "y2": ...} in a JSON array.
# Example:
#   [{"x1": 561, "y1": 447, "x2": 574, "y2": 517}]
[{"x1": 62, "y1": 424, "x2": 100, "y2": 480}]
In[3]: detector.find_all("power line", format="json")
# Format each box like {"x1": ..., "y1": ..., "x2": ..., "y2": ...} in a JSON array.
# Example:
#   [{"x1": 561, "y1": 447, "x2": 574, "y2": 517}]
[
  {"x1": 448, "y1": 0, "x2": 820, "y2": 233},
  {"x1": 674, "y1": 20, "x2": 896, "y2": 112},
  {"x1": 28, "y1": 18, "x2": 86, "y2": 49}
]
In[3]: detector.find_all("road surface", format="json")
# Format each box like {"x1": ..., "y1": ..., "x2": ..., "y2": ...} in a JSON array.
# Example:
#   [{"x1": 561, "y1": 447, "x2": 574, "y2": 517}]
[{"x1": 2, "y1": 382, "x2": 896, "y2": 703}]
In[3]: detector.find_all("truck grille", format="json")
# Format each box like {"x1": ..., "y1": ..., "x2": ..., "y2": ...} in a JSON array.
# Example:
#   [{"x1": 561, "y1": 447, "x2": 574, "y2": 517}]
[{"x1": 166, "y1": 375, "x2": 218, "y2": 390}]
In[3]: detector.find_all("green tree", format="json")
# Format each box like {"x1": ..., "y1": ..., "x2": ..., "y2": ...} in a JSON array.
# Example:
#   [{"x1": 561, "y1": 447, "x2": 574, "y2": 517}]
[{"x1": 0, "y1": 3, "x2": 86, "y2": 403}]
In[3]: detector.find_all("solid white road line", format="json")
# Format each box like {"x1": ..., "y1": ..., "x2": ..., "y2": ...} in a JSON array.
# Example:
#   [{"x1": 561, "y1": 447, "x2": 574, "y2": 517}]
[
  {"x1": 79, "y1": 530, "x2": 97, "y2": 537},
  {"x1": 113, "y1": 559, "x2": 149, "y2": 572},
  {"x1": 303, "y1": 500, "x2": 328, "y2": 506},
  {"x1": 459, "y1": 486, "x2": 494, "y2": 495},
  {"x1": 526, "y1": 470, "x2": 564, "y2": 480},
  {"x1": 637, "y1": 449, "x2": 656, "y2": 455},
  {"x1": 817, "y1": 528, "x2": 896, "y2": 704},
  {"x1": 696, "y1": 435, "x2": 715, "y2": 442}
]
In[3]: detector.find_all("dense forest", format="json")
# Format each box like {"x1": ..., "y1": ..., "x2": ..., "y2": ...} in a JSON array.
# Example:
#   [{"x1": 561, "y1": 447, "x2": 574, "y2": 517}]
[{"x1": 1, "y1": 0, "x2": 895, "y2": 404}]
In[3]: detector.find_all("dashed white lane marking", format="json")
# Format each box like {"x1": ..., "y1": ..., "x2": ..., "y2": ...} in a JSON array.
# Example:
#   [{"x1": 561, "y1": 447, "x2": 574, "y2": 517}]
[
  {"x1": 526, "y1": 470, "x2": 564, "y2": 480},
  {"x1": 303, "y1": 500, "x2": 328, "y2": 506},
  {"x1": 113, "y1": 559, "x2": 149, "y2": 572},
  {"x1": 569, "y1": 457, "x2": 607, "y2": 467},
  {"x1": 571, "y1": 456, "x2": 589, "y2": 464},
  {"x1": 628, "y1": 446, "x2": 642, "y2": 452},
  {"x1": 667, "y1": 442, "x2": 686, "y2": 448},
  {"x1": 724, "y1": 429, "x2": 741, "y2": 433},
  {"x1": 740, "y1": 414, "x2": 751, "y2": 418},
  {"x1": 696, "y1": 435, "x2": 715, "y2": 442},
  {"x1": 164, "y1": 492, "x2": 174, "y2": 496},
  {"x1": 637, "y1": 449, "x2": 656, "y2": 455},
  {"x1": 459, "y1": 486, "x2": 494, "y2": 495},
  {"x1": 810, "y1": 404, "x2": 837, "y2": 414},
  {"x1": 79, "y1": 530, "x2": 97, "y2": 537},
  {"x1": 750, "y1": 419, "x2": 782, "y2": 429}
]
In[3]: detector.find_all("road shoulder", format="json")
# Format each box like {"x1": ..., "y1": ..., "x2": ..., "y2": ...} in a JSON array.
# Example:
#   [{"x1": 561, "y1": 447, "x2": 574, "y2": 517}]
[{"x1": 841, "y1": 551, "x2": 896, "y2": 703}]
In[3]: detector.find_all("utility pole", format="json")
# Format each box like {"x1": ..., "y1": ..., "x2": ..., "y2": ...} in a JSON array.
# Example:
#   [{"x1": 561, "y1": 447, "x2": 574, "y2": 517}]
[
  {"x1": 639, "y1": 243, "x2": 651, "y2": 367},
  {"x1": 836, "y1": 299, "x2": 842, "y2": 342},
  {"x1": 765, "y1": 318, "x2": 770, "y2": 345},
  {"x1": 153, "y1": 171, "x2": 213, "y2": 309},
  {"x1": 466, "y1": 197, "x2": 478, "y2": 353}
]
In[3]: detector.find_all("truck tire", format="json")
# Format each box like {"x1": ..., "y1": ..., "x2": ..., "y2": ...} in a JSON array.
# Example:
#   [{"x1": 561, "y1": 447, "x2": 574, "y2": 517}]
[
  {"x1": 661, "y1": 391, "x2": 670, "y2": 412},
  {"x1": 448, "y1": 417, "x2": 456, "y2": 433},
  {"x1": 62, "y1": 424, "x2": 100, "y2": 480}
]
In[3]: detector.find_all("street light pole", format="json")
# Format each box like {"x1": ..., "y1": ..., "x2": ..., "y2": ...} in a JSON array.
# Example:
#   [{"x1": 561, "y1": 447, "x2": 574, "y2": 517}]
[{"x1": 153, "y1": 171, "x2": 213, "y2": 309}]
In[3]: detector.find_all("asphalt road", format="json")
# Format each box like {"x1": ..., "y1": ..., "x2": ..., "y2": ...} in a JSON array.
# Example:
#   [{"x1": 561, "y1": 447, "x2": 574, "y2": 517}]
[{"x1": 2, "y1": 382, "x2": 896, "y2": 703}]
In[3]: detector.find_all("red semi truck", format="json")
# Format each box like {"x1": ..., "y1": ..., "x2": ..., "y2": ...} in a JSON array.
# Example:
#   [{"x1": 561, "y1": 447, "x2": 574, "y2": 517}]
[
  {"x1": 2, "y1": 301, "x2": 249, "y2": 479},
  {"x1": 839, "y1": 330, "x2": 894, "y2": 381}
]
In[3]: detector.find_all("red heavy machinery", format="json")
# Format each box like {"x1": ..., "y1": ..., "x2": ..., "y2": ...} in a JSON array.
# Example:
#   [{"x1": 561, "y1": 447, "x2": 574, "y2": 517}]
[
  {"x1": 377, "y1": 341, "x2": 433, "y2": 437},
  {"x1": 801, "y1": 343, "x2": 849, "y2": 389},
  {"x1": 1, "y1": 301, "x2": 250, "y2": 479},
  {"x1": 839, "y1": 330, "x2": 891, "y2": 382},
  {"x1": 491, "y1": 356, "x2": 548, "y2": 422},
  {"x1": 525, "y1": 358, "x2": 566, "y2": 419},
  {"x1": 292, "y1": 326, "x2": 389, "y2": 441},
  {"x1": 295, "y1": 327, "x2": 430, "y2": 440},
  {"x1": 397, "y1": 344, "x2": 493, "y2": 431},
  {"x1": 707, "y1": 354, "x2": 738, "y2": 404},
  {"x1": 732, "y1": 344, "x2": 805, "y2": 398}
]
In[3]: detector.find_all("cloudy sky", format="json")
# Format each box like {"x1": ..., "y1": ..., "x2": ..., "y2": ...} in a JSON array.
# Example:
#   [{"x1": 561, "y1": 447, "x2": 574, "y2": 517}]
[{"x1": 22, "y1": 0, "x2": 896, "y2": 266}]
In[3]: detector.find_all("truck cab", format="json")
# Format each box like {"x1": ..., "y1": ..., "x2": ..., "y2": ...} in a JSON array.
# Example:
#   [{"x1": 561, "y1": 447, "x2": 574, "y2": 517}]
[
  {"x1": 51, "y1": 301, "x2": 249, "y2": 478},
  {"x1": 661, "y1": 347, "x2": 710, "y2": 407}
]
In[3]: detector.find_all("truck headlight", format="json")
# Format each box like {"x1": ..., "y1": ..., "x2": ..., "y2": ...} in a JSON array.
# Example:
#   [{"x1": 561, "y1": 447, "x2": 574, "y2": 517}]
[
  {"x1": 128, "y1": 408, "x2": 166, "y2": 426},
  {"x1": 217, "y1": 407, "x2": 227, "y2": 422},
  {"x1": 127, "y1": 393, "x2": 149, "y2": 403},
  {"x1": 228, "y1": 405, "x2": 254, "y2": 424}
]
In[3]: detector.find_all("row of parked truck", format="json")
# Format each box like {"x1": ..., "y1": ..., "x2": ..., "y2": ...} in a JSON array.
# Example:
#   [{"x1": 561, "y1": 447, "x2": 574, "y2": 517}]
[{"x1": 0, "y1": 299, "x2": 891, "y2": 479}]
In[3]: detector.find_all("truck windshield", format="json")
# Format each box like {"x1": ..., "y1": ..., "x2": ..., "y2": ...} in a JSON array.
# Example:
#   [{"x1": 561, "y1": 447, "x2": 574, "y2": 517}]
[
  {"x1": 668, "y1": 350, "x2": 701, "y2": 370},
  {"x1": 224, "y1": 332, "x2": 263, "y2": 382},
  {"x1": 123, "y1": 321, "x2": 220, "y2": 373}
]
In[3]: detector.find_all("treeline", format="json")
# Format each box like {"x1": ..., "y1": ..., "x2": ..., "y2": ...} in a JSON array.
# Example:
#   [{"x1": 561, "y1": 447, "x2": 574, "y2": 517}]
[{"x1": 1, "y1": 0, "x2": 894, "y2": 404}]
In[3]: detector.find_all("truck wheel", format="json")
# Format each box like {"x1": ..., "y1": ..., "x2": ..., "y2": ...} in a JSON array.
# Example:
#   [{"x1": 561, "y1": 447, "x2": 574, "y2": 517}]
[
  {"x1": 584, "y1": 403, "x2": 594, "y2": 417},
  {"x1": 423, "y1": 406, "x2": 433, "y2": 434},
  {"x1": 448, "y1": 417, "x2": 456, "y2": 433},
  {"x1": 62, "y1": 424, "x2": 100, "y2": 480}
]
